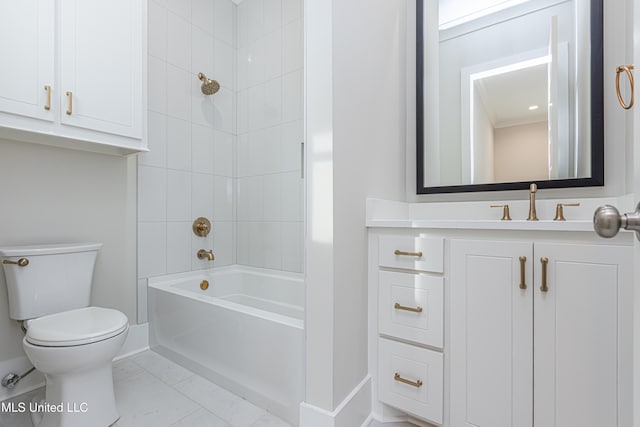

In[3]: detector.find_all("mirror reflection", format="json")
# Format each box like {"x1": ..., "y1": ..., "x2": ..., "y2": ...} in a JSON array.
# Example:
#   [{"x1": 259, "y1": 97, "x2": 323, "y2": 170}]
[{"x1": 418, "y1": 0, "x2": 603, "y2": 193}]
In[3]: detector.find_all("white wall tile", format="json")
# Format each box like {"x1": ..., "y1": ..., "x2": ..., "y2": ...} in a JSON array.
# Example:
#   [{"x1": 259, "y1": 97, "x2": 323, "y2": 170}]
[
  {"x1": 262, "y1": 174, "x2": 282, "y2": 221},
  {"x1": 138, "y1": 222, "x2": 167, "y2": 278},
  {"x1": 237, "y1": 1, "x2": 249, "y2": 49},
  {"x1": 214, "y1": 0, "x2": 234, "y2": 46},
  {"x1": 237, "y1": 47, "x2": 250, "y2": 91},
  {"x1": 281, "y1": 221, "x2": 303, "y2": 272},
  {"x1": 167, "y1": 0, "x2": 192, "y2": 21},
  {"x1": 247, "y1": 221, "x2": 265, "y2": 267},
  {"x1": 212, "y1": 87, "x2": 234, "y2": 133},
  {"x1": 167, "y1": 117, "x2": 192, "y2": 170},
  {"x1": 167, "y1": 170, "x2": 192, "y2": 221},
  {"x1": 148, "y1": 56, "x2": 168, "y2": 114},
  {"x1": 214, "y1": 39, "x2": 234, "y2": 89},
  {"x1": 282, "y1": 69, "x2": 303, "y2": 122},
  {"x1": 166, "y1": 222, "x2": 192, "y2": 274},
  {"x1": 236, "y1": 222, "x2": 250, "y2": 265},
  {"x1": 191, "y1": 173, "x2": 215, "y2": 218},
  {"x1": 236, "y1": 133, "x2": 250, "y2": 177},
  {"x1": 148, "y1": 1, "x2": 168, "y2": 60},
  {"x1": 167, "y1": 12, "x2": 192, "y2": 70},
  {"x1": 191, "y1": 26, "x2": 214, "y2": 75},
  {"x1": 263, "y1": 0, "x2": 282, "y2": 34},
  {"x1": 282, "y1": 0, "x2": 302, "y2": 24},
  {"x1": 191, "y1": 0, "x2": 214, "y2": 34},
  {"x1": 262, "y1": 125, "x2": 282, "y2": 174},
  {"x1": 262, "y1": 221, "x2": 282, "y2": 269},
  {"x1": 213, "y1": 130, "x2": 234, "y2": 177},
  {"x1": 141, "y1": 111, "x2": 168, "y2": 168},
  {"x1": 191, "y1": 233, "x2": 215, "y2": 270},
  {"x1": 138, "y1": 166, "x2": 167, "y2": 222},
  {"x1": 281, "y1": 170, "x2": 303, "y2": 221},
  {"x1": 264, "y1": 29, "x2": 283, "y2": 81},
  {"x1": 192, "y1": 124, "x2": 215, "y2": 174},
  {"x1": 212, "y1": 221, "x2": 233, "y2": 266},
  {"x1": 264, "y1": 77, "x2": 282, "y2": 127},
  {"x1": 282, "y1": 18, "x2": 303, "y2": 73},
  {"x1": 248, "y1": 84, "x2": 265, "y2": 131},
  {"x1": 281, "y1": 119, "x2": 303, "y2": 172},
  {"x1": 213, "y1": 176, "x2": 234, "y2": 221},
  {"x1": 167, "y1": 64, "x2": 192, "y2": 121},
  {"x1": 246, "y1": 0, "x2": 264, "y2": 43},
  {"x1": 237, "y1": 89, "x2": 249, "y2": 134},
  {"x1": 247, "y1": 39, "x2": 265, "y2": 87}
]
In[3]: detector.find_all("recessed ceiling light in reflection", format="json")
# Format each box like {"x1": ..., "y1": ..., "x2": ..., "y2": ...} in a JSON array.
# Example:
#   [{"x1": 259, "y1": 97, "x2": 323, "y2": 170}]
[{"x1": 528, "y1": 105, "x2": 539, "y2": 111}]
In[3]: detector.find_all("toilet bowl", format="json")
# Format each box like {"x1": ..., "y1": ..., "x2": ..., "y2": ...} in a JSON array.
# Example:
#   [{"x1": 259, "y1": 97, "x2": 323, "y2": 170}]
[
  {"x1": 23, "y1": 307, "x2": 129, "y2": 427},
  {"x1": 0, "y1": 243, "x2": 129, "y2": 427}
]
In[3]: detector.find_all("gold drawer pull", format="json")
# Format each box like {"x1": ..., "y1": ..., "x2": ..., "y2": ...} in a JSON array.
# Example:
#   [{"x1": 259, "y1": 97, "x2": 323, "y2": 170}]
[
  {"x1": 44, "y1": 85, "x2": 51, "y2": 110},
  {"x1": 394, "y1": 373, "x2": 423, "y2": 388},
  {"x1": 66, "y1": 91, "x2": 73, "y2": 115},
  {"x1": 2, "y1": 258, "x2": 29, "y2": 267},
  {"x1": 540, "y1": 257, "x2": 549, "y2": 293},
  {"x1": 519, "y1": 256, "x2": 527, "y2": 290},
  {"x1": 394, "y1": 249, "x2": 423, "y2": 257},
  {"x1": 394, "y1": 303, "x2": 423, "y2": 313}
]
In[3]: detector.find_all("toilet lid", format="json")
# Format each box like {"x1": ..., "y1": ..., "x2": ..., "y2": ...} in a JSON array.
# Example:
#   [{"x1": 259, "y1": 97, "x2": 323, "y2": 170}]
[{"x1": 25, "y1": 307, "x2": 128, "y2": 347}]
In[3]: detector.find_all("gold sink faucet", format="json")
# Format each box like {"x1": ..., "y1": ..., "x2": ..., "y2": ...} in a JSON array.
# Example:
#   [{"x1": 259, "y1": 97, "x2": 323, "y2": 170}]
[
  {"x1": 527, "y1": 183, "x2": 538, "y2": 221},
  {"x1": 197, "y1": 249, "x2": 215, "y2": 261}
]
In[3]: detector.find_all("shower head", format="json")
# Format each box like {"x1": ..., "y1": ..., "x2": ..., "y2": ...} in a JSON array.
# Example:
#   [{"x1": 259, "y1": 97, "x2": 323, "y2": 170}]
[{"x1": 198, "y1": 72, "x2": 220, "y2": 95}]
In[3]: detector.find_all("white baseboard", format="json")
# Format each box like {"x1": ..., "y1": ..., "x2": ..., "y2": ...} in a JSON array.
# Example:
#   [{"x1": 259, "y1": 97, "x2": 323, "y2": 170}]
[
  {"x1": 0, "y1": 322, "x2": 149, "y2": 402},
  {"x1": 300, "y1": 375, "x2": 372, "y2": 427}
]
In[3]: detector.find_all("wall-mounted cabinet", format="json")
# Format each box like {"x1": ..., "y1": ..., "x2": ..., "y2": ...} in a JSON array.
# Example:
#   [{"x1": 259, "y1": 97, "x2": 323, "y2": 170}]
[
  {"x1": 0, "y1": 0, "x2": 145, "y2": 155},
  {"x1": 450, "y1": 239, "x2": 632, "y2": 427}
]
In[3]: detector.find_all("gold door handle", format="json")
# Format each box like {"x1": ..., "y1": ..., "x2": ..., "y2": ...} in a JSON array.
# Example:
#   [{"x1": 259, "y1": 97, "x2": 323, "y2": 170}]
[
  {"x1": 394, "y1": 373, "x2": 423, "y2": 388},
  {"x1": 540, "y1": 257, "x2": 549, "y2": 292},
  {"x1": 394, "y1": 303, "x2": 423, "y2": 313},
  {"x1": 66, "y1": 91, "x2": 73, "y2": 115},
  {"x1": 394, "y1": 249, "x2": 423, "y2": 257},
  {"x1": 2, "y1": 258, "x2": 29, "y2": 267},
  {"x1": 616, "y1": 65, "x2": 634, "y2": 110},
  {"x1": 519, "y1": 256, "x2": 527, "y2": 290},
  {"x1": 44, "y1": 85, "x2": 51, "y2": 111}
]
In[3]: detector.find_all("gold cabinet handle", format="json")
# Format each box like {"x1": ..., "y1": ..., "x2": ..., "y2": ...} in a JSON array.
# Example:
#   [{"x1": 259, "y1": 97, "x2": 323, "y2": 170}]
[
  {"x1": 540, "y1": 257, "x2": 549, "y2": 292},
  {"x1": 519, "y1": 256, "x2": 527, "y2": 290},
  {"x1": 616, "y1": 65, "x2": 635, "y2": 110},
  {"x1": 394, "y1": 373, "x2": 423, "y2": 388},
  {"x1": 44, "y1": 85, "x2": 51, "y2": 111},
  {"x1": 66, "y1": 91, "x2": 73, "y2": 115},
  {"x1": 394, "y1": 302, "x2": 423, "y2": 313},
  {"x1": 394, "y1": 249, "x2": 423, "y2": 257},
  {"x1": 2, "y1": 258, "x2": 29, "y2": 267}
]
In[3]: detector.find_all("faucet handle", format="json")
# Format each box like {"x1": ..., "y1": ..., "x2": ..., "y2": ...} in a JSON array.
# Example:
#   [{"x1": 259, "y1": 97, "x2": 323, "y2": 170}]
[
  {"x1": 554, "y1": 202, "x2": 580, "y2": 221},
  {"x1": 490, "y1": 204, "x2": 512, "y2": 221}
]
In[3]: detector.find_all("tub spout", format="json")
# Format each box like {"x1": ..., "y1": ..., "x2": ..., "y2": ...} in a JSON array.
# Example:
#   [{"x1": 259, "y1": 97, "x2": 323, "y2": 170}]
[{"x1": 197, "y1": 249, "x2": 215, "y2": 261}]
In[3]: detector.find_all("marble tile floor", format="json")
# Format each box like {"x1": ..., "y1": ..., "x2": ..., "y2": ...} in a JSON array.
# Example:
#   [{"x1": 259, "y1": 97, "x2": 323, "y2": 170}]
[{"x1": 0, "y1": 349, "x2": 291, "y2": 427}]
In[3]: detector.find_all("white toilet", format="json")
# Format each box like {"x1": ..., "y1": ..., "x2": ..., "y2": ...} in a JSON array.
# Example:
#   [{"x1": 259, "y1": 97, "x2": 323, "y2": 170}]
[{"x1": 0, "y1": 243, "x2": 129, "y2": 427}]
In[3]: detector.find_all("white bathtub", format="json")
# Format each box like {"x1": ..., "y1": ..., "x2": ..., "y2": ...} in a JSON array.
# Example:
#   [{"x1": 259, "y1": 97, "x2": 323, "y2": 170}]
[{"x1": 148, "y1": 266, "x2": 304, "y2": 425}]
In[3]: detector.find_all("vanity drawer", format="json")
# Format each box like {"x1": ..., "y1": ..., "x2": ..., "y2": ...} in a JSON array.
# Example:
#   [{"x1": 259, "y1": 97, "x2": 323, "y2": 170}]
[
  {"x1": 379, "y1": 271, "x2": 443, "y2": 348},
  {"x1": 378, "y1": 337, "x2": 443, "y2": 424},
  {"x1": 378, "y1": 236, "x2": 443, "y2": 272}
]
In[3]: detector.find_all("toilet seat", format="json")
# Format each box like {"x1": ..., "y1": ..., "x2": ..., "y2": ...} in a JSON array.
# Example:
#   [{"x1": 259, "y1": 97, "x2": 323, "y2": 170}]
[{"x1": 25, "y1": 306, "x2": 128, "y2": 347}]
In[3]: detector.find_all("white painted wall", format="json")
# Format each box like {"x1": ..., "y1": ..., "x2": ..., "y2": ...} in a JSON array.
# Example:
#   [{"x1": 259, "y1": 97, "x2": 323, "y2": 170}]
[
  {"x1": 494, "y1": 121, "x2": 548, "y2": 182},
  {"x1": 0, "y1": 139, "x2": 137, "y2": 362},
  {"x1": 305, "y1": 0, "x2": 407, "y2": 416}
]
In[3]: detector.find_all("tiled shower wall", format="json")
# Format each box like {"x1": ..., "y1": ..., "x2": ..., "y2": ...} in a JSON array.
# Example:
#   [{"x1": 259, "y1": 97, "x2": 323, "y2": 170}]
[
  {"x1": 137, "y1": 0, "x2": 303, "y2": 322},
  {"x1": 236, "y1": 0, "x2": 304, "y2": 272}
]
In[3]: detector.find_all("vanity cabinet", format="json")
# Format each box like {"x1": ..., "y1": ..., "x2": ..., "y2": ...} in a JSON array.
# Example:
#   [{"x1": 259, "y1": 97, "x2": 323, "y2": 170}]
[
  {"x1": 373, "y1": 234, "x2": 445, "y2": 425},
  {"x1": 450, "y1": 239, "x2": 632, "y2": 427},
  {"x1": 0, "y1": 0, "x2": 145, "y2": 155}
]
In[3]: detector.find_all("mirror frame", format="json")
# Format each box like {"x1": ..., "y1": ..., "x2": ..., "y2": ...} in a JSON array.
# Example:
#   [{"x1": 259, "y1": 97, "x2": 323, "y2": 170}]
[{"x1": 416, "y1": 0, "x2": 604, "y2": 194}]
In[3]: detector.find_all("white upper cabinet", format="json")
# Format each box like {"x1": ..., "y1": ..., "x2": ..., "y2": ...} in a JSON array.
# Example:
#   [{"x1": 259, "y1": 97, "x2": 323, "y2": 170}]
[
  {"x1": 0, "y1": 0, "x2": 146, "y2": 155},
  {"x1": 60, "y1": 0, "x2": 143, "y2": 139},
  {"x1": 0, "y1": 0, "x2": 55, "y2": 122}
]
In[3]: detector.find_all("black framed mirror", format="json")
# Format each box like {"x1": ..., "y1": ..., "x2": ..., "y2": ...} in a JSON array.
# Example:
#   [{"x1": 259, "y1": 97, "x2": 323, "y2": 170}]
[{"x1": 417, "y1": 0, "x2": 603, "y2": 194}]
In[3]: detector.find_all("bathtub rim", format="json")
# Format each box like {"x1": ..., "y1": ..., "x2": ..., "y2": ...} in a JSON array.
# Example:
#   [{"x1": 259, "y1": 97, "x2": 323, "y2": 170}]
[{"x1": 147, "y1": 265, "x2": 305, "y2": 329}]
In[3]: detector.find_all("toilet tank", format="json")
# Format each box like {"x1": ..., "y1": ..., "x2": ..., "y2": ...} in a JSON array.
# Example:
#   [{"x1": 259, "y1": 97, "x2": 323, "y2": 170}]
[{"x1": 0, "y1": 243, "x2": 102, "y2": 320}]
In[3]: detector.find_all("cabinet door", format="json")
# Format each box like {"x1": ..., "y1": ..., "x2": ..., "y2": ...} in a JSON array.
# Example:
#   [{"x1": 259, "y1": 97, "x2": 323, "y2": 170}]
[
  {"x1": 533, "y1": 243, "x2": 632, "y2": 427},
  {"x1": 60, "y1": 0, "x2": 142, "y2": 138},
  {"x1": 0, "y1": 1, "x2": 55, "y2": 121},
  {"x1": 450, "y1": 239, "x2": 533, "y2": 427}
]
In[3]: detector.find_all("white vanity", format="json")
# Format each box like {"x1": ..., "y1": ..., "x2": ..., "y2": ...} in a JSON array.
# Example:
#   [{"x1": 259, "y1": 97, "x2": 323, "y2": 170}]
[{"x1": 367, "y1": 198, "x2": 634, "y2": 427}]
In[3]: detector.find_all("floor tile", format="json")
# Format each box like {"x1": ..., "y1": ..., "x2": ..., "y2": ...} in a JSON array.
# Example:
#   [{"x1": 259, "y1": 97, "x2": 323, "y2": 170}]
[
  {"x1": 130, "y1": 350, "x2": 195, "y2": 386},
  {"x1": 250, "y1": 412, "x2": 293, "y2": 427},
  {"x1": 169, "y1": 408, "x2": 230, "y2": 426}
]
